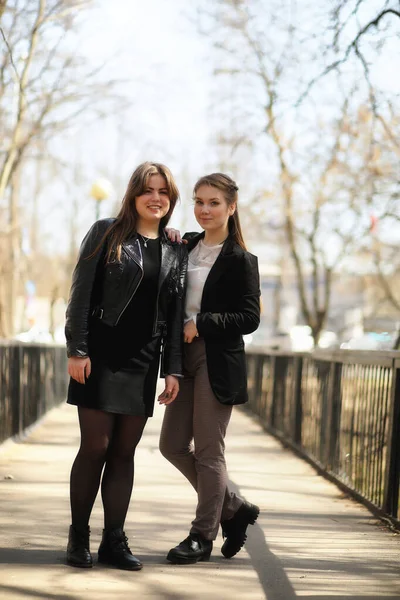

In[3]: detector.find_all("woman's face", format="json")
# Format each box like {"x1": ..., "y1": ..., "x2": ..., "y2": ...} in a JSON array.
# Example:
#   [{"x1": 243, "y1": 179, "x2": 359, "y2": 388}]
[
  {"x1": 194, "y1": 185, "x2": 235, "y2": 232},
  {"x1": 135, "y1": 174, "x2": 170, "y2": 224}
]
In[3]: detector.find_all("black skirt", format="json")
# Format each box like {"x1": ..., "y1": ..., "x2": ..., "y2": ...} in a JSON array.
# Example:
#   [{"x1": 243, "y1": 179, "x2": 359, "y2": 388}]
[
  {"x1": 67, "y1": 335, "x2": 162, "y2": 417},
  {"x1": 67, "y1": 236, "x2": 162, "y2": 417}
]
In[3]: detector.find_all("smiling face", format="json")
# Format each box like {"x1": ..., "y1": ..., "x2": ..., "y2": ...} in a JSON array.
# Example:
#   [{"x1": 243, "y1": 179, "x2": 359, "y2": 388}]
[
  {"x1": 194, "y1": 184, "x2": 236, "y2": 235},
  {"x1": 134, "y1": 174, "x2": 171, "y2": 226}
]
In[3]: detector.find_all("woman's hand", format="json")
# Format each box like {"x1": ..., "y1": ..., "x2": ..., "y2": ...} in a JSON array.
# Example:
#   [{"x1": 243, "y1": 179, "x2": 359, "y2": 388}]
[
  {"x1": 165, "y1": 228, "x2": 186, "y2": 244},
  {"x1": 184, "y1": 320, "x2": 199, "y2": 344},
  {"x1": 68, "y1": 356, "x2": 91, "y2": 384},
  {"x1": 158, "y1": 375, "x2": 180, "y2": 405}
]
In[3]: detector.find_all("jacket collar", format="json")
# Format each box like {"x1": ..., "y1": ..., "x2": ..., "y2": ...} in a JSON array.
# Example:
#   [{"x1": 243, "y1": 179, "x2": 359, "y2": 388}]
[
  {"x1": 122, "y1": 235, "x2": 142, "y2": 268},
  {"x1": 159, "y1": 230, "x2": 176, "y2": 292},
  {"x1": 122, "y1": 229, "x2": 171, "y2": 268},
  {"x1": 186, "y1": 231, "x2": 236, "y2": 256},
  {"x1": 186, "y1": 232, "x2": 239, "y2": 296}
]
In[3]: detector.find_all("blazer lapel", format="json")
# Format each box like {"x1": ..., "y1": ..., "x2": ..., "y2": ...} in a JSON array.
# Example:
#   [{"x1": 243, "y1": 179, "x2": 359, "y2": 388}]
[
  {"x1": 201, "y1": 235, "x2": 236, "y2": 305},
  {"x1": 185, "y1": 231, "x2": 205, "y2": 251}
]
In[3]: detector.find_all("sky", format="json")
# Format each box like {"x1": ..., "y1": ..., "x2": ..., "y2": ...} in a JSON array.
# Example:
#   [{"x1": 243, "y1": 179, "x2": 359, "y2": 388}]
[
  {"x1": 80, "y1": 0, "x2": 212, "y2": 166},
  {"x1": 42, "y1": 0, "x2": 215, "y2": 244}
]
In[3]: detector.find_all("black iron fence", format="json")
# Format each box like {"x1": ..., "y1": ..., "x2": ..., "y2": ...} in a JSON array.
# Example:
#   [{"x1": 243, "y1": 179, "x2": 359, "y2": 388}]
[
  {"x1": 246, "y1": 348, "x2": 400, "y2": 527},
  {"x1": 0, "y1": 342, "x2": 68, "y2": 445}
]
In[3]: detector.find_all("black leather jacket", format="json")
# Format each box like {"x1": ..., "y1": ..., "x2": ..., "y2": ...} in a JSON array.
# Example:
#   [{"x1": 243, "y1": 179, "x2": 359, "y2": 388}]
[{"x1": 65, "y1": 218, "x2": 187, "y2": 376}]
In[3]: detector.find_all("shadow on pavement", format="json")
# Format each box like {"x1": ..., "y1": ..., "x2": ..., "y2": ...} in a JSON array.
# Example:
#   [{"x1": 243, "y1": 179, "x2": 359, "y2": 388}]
[
  {"x1": 228, "y1": 479, "x2": 297, "y2": 600},
  {"x1": 0, "y1": 585, "x2": 77, "y2": 600},
  {"x1": 0, "y1": 547, "x2": 66, "y2": 565}
]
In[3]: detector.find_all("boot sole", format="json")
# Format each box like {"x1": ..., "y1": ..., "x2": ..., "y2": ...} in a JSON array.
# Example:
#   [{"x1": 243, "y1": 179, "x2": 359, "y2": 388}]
[
  {"x1": 66, "y1": 559, "x2": 93, "y2": 568},
  {"x1": 97, "y1": 556, "x2": 143, "y2": 571},
  {"x1": 221, "y1": 505, "x2": 260, "y2": 559},
  {"x1": 166, "y1": 551, "x2": 211, "y2": 565},
  {"x1": 248, "y1": 505, "x2": 260, "y2": 525}
]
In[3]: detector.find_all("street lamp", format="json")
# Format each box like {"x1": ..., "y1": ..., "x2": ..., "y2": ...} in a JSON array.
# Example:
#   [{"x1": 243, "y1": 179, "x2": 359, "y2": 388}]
[{"x1": 90, "y1": 178, "x2": 112, "y2": 220}]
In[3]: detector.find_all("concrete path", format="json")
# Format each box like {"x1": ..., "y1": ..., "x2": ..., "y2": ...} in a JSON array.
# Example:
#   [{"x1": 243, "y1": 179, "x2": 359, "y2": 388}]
[{"x1": 0, "y1": 388, "x2": 399, "y2": 600}]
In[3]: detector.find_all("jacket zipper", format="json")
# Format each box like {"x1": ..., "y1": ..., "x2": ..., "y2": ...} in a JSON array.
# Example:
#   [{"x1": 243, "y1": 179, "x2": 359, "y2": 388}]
[
  {"x1": 114, "y1": 241, "x2": 144, "y2": 326},
  {"x1": 153, "y1": 288, "x2": 160, "y2": 335},
  {"x1": 152, "y1": 238, "x2": 168, "y2": 335}
]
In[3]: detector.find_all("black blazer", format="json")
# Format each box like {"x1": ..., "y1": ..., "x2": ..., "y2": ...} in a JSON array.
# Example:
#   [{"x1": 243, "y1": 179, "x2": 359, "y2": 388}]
[
  {"x1": 185, "y1": 232, "x2": 260, "y2": 405},
  {"x1": 65, "y1": 218, "x2": 187, "y2": 376}
]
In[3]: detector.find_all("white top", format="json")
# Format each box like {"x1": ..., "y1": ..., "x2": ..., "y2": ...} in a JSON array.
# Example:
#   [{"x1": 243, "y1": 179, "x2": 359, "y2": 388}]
[{"x1": 184, "y1": 239, "x2": 223, "y2": 324}]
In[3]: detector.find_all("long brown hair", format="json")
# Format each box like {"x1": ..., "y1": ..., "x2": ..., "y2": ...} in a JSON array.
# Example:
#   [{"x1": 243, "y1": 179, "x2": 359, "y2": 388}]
[
  {"x1": 93, "y1": 162, "x2": 179, "y2": 262},
  {"x1": 193, "y1": 173, "x2": 247, "y2": 250}
]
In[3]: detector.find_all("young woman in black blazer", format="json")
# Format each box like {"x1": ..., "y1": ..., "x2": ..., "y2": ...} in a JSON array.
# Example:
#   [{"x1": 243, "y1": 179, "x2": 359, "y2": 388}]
[
  {"x1": 65, "y1": 162, "x2": 186, "y2": 571},
  {"x1": 159, "y1": 173, "x2": 261, "y2": 564}
]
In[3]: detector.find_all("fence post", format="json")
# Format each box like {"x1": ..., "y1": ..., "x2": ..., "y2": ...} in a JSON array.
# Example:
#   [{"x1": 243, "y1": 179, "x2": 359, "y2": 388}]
[
  {"x1": 293, "y1": 355, "x2": 303, "y2": 445},
  {"x1": 316, "y1": 360, "x2": 331, "y2": 467},
  {"x1": 270, "y1": 356, "x2": 277, "y2": 427},
  {"x1": 10, "y1": 345, "x2": 22, "y2": 437},
  {"x1": 326, "y1": 361, "x2": 343, "y2": 472},
  {"x1": 383, "y1": 358, "x2": 400, "y2": 518},
  {"x1": 271, "y1": 355, "x2": 288, "y2": 432},
  {"x1": 246, "y1": 353, "x2": 256, "y2": 408}
]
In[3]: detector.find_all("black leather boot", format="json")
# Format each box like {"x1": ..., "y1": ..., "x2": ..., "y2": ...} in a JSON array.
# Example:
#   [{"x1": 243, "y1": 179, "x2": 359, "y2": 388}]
[
  {"x1": 166, "y1": 533, "x2": 213, "y2": 564},
  {"x1": 66, "y1": 525, "x2": 93, "y2": 568},
  {"x1": 221, "y1": 501, "x2": 260, "y2": 558},
  {"x1": 97, "y1": 528, "x2": 142, "y2": 571}
]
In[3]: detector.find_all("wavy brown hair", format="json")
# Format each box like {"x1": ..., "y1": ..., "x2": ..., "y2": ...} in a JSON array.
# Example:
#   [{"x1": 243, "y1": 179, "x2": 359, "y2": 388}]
[
  {"x1": 93, "y1": 162, "x2": 179, "y2": 262},
  {"x1": 193, "y1": 172, "x2": 247, "y2": 250}
]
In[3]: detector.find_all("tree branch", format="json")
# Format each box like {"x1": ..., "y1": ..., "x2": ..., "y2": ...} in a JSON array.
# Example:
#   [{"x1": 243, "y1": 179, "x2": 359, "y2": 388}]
[{"x1": 298, "y1": 7, "x2": 400, "y2": 105}]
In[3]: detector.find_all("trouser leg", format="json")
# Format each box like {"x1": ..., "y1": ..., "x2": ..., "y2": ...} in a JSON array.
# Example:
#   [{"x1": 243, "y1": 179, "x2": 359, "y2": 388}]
[
  {"x1": 160, "y1": 340, "x2": 243, "y2": 541},
  {"x1": 190, "y1": 340, "x2": 242, "y2": 540},
  {"x1": 159, "y1": 375, "x2": 197, "y2": 488}
]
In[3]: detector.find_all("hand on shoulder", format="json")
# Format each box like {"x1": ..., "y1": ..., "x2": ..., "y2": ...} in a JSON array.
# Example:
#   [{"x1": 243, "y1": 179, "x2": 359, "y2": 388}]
[{"x1": 165, "y1": 228, "x2": 187, "y2": 244}]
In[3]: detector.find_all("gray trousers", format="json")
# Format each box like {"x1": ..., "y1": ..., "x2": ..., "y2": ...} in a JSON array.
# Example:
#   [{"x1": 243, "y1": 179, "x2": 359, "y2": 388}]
[{"x1": 159, "y1": 338, "x2": 243, "y2": 540}]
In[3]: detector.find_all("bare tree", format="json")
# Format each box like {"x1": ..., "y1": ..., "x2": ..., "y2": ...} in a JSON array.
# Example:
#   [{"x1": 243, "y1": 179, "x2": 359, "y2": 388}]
[
  {"x1": 0, "y1": 0, "x2": 123, "y2": 337},
  {"x1": 300, "y1": 0, "x2": 400, "y2": 143},
  {"x1": 197, "y1": 0, "x2": 400, "y2": 343},
  {"x1": 369, "y1": 235, "x2": 400, "y2": 348},
  {"x1": 0, "y1": 1, "x2": 7, "y2": 21},
  {"x1": 328, "y1": 1, "x2": 399, "y2": 76}
]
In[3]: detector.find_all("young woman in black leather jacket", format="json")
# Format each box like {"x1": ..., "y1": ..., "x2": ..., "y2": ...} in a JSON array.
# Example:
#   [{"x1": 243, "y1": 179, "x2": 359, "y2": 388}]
[{"x1": 65, "y1": 162, "x2": 186, "y2": 571}]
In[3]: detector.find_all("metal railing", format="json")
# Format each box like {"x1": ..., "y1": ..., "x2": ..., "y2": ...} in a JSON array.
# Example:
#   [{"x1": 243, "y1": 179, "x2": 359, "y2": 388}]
[
  {"x1": 0, "y1": 342, "x2": 68, "y2": 445},
  {"x1": 246, "y1": 348, "x2": 400, "y2": 527}
]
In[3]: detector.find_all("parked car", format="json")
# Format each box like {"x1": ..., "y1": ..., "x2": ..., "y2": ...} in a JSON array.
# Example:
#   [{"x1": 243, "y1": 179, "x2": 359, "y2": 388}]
[
  {"x1": 340, "y1": 332, "x2": 397, "y2": 350},
  {"x1": 14, "y1": 326, "x2": 54, "y2": 343},
  {"x1": 245, "y1": 326, "x2": 338, "y2": 351},
  {"x1": 13, "y1": 325, "x2": 65, "y2": 344}
]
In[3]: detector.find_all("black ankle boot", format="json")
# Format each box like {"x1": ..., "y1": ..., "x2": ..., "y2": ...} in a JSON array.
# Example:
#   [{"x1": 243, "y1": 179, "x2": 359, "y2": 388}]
[
  {"x1": 98, "y1": 528, "x2": 142, "y2": 571},
  {"x1": 166, "y1": 533, "x2": 213, "y2": 564},
  {"x1": 66, "y1": 525, "x2": 93, "y2": 568},
  {"x1": 221, "y1": 501, "x2": 260, "y2": 558}
]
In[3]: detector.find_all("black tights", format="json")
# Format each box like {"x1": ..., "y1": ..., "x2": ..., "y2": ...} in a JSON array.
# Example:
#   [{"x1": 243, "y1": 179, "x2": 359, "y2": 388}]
[{"x1": 70, "y1": 407, "x2": 147, "y2": 531}]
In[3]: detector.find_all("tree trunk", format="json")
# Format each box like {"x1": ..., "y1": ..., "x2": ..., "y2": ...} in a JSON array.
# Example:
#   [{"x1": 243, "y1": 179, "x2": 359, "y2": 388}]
[
  {"x1": 0, "y1": 1, "x2": 7, "y2": 21},
  {"x1": 5, "y1": 169, "x2": 21, "y2": 337},
  {"x1": 49, "y1": 284, "x2": 59, "y2": 340}
]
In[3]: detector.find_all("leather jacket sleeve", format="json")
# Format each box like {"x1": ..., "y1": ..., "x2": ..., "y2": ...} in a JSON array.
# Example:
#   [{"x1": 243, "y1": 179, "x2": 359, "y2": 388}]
[
  {"x1": 162, "y1": 243, "x2": 188, "y2": 376},
  {"x1": 196, "y1": 253, "x2": 260, "y2": 338},
  {"x1": 65, "y1": 220, "x2": 111, "y2": 358}
]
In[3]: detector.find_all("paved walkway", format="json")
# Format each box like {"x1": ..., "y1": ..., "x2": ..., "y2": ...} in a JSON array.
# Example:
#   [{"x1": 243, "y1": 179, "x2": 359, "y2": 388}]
[{"x1": 0, "y1": 387, "x2": 399, "y2": 600}]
